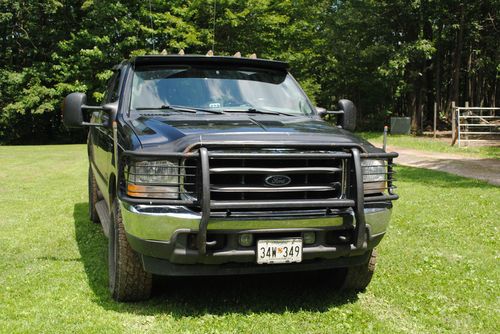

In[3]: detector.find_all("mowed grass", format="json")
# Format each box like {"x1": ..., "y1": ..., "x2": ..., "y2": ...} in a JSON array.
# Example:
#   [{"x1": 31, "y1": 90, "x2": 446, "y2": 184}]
[
  {"x1": 0, "y1": 144, "x2": 499, "y2": 333},
  {"x1": 359, "y1": 132, "x2": 500, "y2": 159}
]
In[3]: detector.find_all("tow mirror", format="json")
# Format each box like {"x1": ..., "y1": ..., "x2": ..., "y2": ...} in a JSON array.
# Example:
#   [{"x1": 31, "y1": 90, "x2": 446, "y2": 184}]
[
  {"x1": 337, "y1": 99, "x2": 357, "y2": 132},
  {"x1": 62, "y1": 92, "x2": 87, "y2": 128},
  {"x1": 62, "y1": 92, "x2": 117, "y2": 128},
  {"x1": 317, "y1": 99, "x2": 357, "y2": 132}
]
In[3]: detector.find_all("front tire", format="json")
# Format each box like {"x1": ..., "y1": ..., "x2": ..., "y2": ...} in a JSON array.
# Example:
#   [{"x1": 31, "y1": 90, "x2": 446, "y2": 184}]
[
  {"x1": 340, "y1": 249, "x2": 377, "y2": 292},
  {"x1": 108, "y1": 199, "x2": 152, "y2": 302}
]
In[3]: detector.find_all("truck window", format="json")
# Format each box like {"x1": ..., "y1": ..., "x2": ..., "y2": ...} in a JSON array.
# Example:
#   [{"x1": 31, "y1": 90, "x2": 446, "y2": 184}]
[
  {"x1": 130, "y1": 67, "x2": 314, "y2": 116},
  {"x1": 103, "y1": 70, "x2": 121, "y2": 103}
]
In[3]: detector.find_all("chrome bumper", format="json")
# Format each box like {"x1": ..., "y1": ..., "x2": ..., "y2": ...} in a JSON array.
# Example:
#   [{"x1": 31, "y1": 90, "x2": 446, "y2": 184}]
[
  {"x1": 120, "y1": 200, "x2": 391, "y2": 266},
  {"x1": 121, "y1": 201, "x2": 391, "y2": 241}
]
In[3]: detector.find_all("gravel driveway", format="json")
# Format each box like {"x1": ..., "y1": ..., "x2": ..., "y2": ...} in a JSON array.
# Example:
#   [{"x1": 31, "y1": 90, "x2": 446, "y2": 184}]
[{"x1": 386, "y1": 146, "x2": 500, "y2": 186}]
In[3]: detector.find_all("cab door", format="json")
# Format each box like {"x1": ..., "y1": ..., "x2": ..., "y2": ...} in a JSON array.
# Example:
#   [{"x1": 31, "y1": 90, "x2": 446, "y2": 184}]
[{"x1": 90, "y1": 70, "x2": 121, "y2": 200}]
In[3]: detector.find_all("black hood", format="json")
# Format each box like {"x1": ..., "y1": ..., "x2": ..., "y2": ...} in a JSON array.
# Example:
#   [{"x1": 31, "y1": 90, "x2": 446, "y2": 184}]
[{"x1": 126, "y1": 114, "x2": 377, "y2": 152}]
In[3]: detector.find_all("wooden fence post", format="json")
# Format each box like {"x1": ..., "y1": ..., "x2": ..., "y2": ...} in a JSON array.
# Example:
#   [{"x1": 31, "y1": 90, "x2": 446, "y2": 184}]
[
  {"x1": 463, "y1": 101, "x2": 469, "y2": 147},
  {"x1": 433, "y1": 102, "x2": 437, "y2": 138},
  {"x1": 451, "y1": 101, "x2": 456, "y2": 146}
]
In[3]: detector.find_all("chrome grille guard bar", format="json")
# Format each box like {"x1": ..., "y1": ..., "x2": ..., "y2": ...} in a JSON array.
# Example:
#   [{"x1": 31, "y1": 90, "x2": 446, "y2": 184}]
[{"x1": 120, "y1": 147, "x2": 398, "y2": 255}]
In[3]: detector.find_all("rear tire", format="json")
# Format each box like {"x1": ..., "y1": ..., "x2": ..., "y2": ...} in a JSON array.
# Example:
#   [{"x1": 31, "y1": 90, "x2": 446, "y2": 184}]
[
  {"x1": 340, "y1": 249, "x2": 377, "y2": 292},
  {"x1": 108, "y1": 199, "x2": 152, "y2": 302},
  {"x1": 88, "y1": 166, "x2": 100, "y2": 224}
]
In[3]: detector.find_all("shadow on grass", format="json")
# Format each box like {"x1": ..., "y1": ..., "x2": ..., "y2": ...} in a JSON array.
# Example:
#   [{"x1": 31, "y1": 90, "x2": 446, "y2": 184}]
[
  {"x1": 73, "y1": 203, "x2": 358, "y2": 316},
  {"x1": 397, "y1": 165, "x2": 497, "y2": 189}
]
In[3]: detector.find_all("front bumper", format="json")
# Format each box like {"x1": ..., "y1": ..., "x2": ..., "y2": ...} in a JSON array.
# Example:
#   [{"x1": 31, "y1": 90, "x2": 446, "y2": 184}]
[
  {"x1": 119, "y1": 146, "x2": 397, "y2": 276},
  {"x1": 120, "y1": 200, "x2": 392, "y2": 275}
]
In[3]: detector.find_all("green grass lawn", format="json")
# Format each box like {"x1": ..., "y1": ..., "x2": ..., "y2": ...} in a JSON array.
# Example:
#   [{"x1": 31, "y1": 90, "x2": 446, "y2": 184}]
[
  {"x1": 0, "y1": 145, "x2": 499, "y2": 333},
  {"x1": 359, "y1": 132, "x2": 500, "y2": 159}
]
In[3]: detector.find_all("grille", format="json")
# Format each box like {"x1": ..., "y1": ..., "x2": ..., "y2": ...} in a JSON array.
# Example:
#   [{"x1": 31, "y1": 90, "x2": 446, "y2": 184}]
[
  {"x1": 184, "y1": 150, "x2": 346, "y2": 202},
  {"x1": 209, "y1": 158, "x2": 344, "y2": 201},
  {"x1": 182, "y1": 148, "x2": 399, "y2": 209},
  {"x1": 139, "y1": 150, "x2": 398, "y2": 207}
]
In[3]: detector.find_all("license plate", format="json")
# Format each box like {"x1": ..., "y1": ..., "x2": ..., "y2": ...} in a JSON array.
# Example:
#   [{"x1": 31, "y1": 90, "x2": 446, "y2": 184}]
[{"x1": 257, "y1": 238, "x2": 303, "y2": 264}]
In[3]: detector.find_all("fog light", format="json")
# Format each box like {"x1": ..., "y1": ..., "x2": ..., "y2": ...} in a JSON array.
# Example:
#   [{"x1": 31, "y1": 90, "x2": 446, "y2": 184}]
[
  {"x1": 303, "y1": 232, "x2": 316, "y2": 245},
  {"x1": 238, "y1": 233, "x2": 253, "y2": 247}
]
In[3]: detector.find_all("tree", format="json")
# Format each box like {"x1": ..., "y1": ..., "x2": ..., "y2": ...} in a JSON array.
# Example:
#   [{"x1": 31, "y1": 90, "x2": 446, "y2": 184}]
[{"x1": 0, "y1": 0, "x2": 498, "y2": 143}]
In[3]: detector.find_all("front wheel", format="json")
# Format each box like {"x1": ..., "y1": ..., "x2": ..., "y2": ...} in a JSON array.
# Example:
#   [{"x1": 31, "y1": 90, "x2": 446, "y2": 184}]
[
  {"x1": 340, "y1": 249, "x2": 377, "y2": 292},
  {"x1": 108, "y1": 199, "x2": 152, "y2": 302}
]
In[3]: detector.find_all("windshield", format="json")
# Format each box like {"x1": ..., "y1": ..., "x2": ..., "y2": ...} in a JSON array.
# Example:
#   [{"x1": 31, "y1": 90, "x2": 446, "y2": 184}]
[{"x1": 130, "y1": 66, "x2": 314, "y2": 116}]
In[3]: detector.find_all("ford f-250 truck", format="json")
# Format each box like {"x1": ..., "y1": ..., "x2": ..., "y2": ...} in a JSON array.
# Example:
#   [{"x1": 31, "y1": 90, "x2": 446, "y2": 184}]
[{"x1": 62, "y1": 55, "x2": 398, "y2": 301}]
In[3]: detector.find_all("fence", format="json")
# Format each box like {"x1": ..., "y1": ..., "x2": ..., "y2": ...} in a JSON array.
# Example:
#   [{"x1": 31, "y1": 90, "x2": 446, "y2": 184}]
[{"x1": 452, "y1": 104, "x2": 500, "y2": 147}]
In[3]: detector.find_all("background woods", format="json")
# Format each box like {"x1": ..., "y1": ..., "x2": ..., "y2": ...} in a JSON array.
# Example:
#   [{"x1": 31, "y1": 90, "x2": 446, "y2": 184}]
[{"x1": 0, "y1": 0, "x2": 498, "y2": 144}]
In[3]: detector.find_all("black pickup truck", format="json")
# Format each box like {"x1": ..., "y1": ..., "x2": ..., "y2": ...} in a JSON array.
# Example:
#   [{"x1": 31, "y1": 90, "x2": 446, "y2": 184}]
[{"x1": 63, "y1": 55, "x2": 398, "y2": 301}]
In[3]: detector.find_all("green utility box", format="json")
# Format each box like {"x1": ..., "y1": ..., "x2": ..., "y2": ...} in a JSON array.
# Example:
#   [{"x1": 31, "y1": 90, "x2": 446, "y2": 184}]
[{"x1": 390, "y1": 117, "x2": 411, "y2": 134}]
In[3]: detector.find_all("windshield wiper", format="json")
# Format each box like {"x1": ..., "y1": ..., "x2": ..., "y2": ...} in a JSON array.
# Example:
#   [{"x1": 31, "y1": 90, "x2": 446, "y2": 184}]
[
  {"x1": 135, "y1": 105, "x2": 225, "y2": 114},
  {"x1": 223, "y1": 107, "x2": 296, "y2": 117}
]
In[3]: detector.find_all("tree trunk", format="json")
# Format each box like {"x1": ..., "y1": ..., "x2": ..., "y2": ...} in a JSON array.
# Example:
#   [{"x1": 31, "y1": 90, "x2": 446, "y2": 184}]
[
  {"x1": 492, "y1": 78, "x2": 497, "y2": 107},
  {"x1": 478, "y1": 74, "x2": 483, "y2": 107},
  {"x1": 409, "y1": 86, "x2": 421, "y2": 133},
  {"x1": 435, "y1": 24, "x2": 443, "y2": 123},
  {"x1": 445, "y1": 49, "x2": 454, "y2": 120},
  {"x1": 422, "y1": 0, "x2": 433, "y2": 128},
  {"x1": 467, "y1": 45, "x2": 473, "y2": 105},
  {"x1": 451, "y1": 4, "x2": 465, "y2": 106}
]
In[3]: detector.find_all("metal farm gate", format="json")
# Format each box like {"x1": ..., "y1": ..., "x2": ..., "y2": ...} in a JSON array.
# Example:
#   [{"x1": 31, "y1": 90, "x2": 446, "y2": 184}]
[{"x1": 453, "y1": 105, "x2": 500, "y2": 147}]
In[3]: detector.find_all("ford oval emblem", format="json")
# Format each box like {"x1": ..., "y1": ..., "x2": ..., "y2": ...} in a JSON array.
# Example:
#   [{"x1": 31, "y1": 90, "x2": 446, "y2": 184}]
[{"x1": 265, "y1": 175, "x2": 291, "y2": 187}]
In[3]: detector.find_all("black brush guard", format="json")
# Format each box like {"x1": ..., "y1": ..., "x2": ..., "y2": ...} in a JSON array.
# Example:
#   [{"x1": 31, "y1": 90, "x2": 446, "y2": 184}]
[{"x1": 120, "y1": 144, "x2": 398, "y2": 255}]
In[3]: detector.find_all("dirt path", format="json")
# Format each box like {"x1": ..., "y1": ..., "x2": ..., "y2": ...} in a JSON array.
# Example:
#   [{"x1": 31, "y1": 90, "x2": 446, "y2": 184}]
[{"x1": 386, "y1": 146, "x2": 500, "y2": 186}]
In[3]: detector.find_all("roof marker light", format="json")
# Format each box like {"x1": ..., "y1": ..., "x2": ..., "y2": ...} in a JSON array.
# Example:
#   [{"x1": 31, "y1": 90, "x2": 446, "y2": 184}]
[
  {"x1": 233, "y1": 51, "x2": 241, "y2": 58},
  {"x1": 206, "y1": 50, "x2": 214, "y2": 56}
]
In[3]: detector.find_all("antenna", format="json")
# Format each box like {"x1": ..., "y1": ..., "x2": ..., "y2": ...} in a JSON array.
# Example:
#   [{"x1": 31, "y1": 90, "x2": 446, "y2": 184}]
[
  {"x1": 149, "y1": 0, "x2": 155, "y2": 53},
  {"x1": 212, "y1": 0, "x2": 217, "y2": 53}
]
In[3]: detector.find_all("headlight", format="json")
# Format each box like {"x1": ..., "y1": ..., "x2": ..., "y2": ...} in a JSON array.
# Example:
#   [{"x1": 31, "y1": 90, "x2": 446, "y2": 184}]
[
  {"x1": 126, "y1": 160, "x2": 180, "y2": 199},
  {"x1": 361, "y1": 159, "x2": 387, "y2": 194}
]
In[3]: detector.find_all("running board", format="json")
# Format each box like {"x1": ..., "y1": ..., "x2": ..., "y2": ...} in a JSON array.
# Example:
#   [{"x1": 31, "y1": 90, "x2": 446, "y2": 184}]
[{"x1": 95, "y1": 200, "x2": 111, "y2": 238}]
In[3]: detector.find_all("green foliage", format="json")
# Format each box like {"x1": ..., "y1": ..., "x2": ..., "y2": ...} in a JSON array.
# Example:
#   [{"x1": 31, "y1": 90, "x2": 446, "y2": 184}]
[{"x1": 0, "y1": 0, "x2": 498, "y2": 143}]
